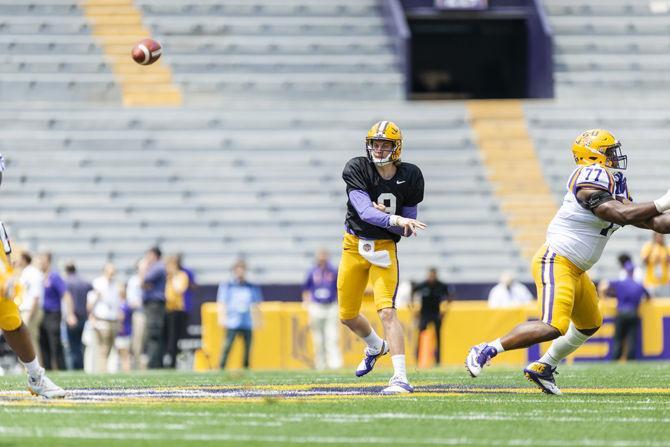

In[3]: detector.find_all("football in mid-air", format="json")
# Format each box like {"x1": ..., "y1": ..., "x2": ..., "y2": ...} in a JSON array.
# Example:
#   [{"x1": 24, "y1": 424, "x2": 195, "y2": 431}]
[{"x1": 131, "y1": 38, "x2": 162, "y2": 65}]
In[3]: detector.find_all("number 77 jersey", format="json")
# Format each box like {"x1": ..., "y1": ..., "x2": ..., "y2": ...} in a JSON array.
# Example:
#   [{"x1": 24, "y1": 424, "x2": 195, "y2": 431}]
[{"x1": 546, "y1": 164, "x2": 631, "y2": 272}]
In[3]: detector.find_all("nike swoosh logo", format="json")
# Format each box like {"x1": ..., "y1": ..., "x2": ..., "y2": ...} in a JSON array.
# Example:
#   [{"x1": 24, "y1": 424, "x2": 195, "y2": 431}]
[{"x1": 396, "y1": 180, "x2": 406, "y2": 184}]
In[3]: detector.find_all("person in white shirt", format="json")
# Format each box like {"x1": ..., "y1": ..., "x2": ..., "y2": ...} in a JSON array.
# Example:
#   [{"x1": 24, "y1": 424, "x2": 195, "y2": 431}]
[
  {"x1": 126, "y1": 259, "x2": 145, "y2": 370},
  {"x1": 16, "y1": 251, "x2": 44, "y2": 356},
  {"x1": 87, "y1": 263, "x2": 122, "y2": 373},
  {"x1": 488, "y1": 272, "x2": 534, "y2": 308}
]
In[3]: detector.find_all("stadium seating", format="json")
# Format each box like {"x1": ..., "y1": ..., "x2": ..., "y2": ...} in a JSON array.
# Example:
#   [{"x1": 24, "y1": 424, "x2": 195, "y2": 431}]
[
  {"x1": 1, "y1": 99, "x2": 519, "y2": 283},
  {"x1": 526, "y1": 0, "x2": 670, "y2": 279},
  {"x1": 3, "y1": 0, "x2": 666, "y2": 287},
  {"x1": 546, "y1": 0, "x2": 670, "y2": 98}
]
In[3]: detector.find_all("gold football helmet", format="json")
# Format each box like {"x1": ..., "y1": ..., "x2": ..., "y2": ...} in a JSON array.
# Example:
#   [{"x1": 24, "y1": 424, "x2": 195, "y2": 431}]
[
  {"x1": 365, "y1": 121, "x2": 402, "y2": 166},
  {"x1": 572, "y1": 129, "x2": 627, "y2": 170}
]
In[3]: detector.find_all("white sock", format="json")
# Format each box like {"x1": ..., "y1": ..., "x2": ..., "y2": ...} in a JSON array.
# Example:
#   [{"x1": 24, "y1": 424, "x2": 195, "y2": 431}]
[
  {"x1": 363, "y1": 329, "x2": 384, "y2": 353},
  {"x1": 21, "y1": 357, "x2": 42, "y2": 379},
  {"x1": 539, "y1": 323, "x2": 590, "y2": 367},
  {"x1": 488, "y1": 338, "x2": 505, "y2": 354},
  {"x1": 391, "y1": 354, "x2": 407, "y2": 380}
]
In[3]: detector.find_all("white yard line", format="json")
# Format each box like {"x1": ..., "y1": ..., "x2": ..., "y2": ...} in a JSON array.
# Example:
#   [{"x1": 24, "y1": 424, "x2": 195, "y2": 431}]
[
  {"x1": 0, "y1": 427, "x2": 667, "y2": 447},
  {"x1": 3, "y1": 406, "x2": 670, "y2": 426}
]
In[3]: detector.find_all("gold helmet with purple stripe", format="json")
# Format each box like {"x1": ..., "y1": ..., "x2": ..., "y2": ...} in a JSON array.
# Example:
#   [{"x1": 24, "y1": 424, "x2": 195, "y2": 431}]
[
  {"x1": 365, "y1": 121, "x2": 402, "y2": 167},
  {"x1": 572, "y1": 129, "x2": 627, "y2": 170}
]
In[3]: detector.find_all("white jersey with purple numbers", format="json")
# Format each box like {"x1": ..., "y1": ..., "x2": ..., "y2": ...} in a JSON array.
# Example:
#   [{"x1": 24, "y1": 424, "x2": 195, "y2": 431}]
[{"x1": 546, "y1": 164, "x2": 631, "y2": 271}]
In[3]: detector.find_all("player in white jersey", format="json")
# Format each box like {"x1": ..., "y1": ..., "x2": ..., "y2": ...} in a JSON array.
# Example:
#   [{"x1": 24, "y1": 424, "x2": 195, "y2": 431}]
[{"x1": 465, "y1": 129, "x2": 670, "y2": 394}]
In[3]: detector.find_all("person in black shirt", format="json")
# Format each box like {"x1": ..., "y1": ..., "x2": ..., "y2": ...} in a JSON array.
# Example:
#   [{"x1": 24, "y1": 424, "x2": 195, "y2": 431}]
[
  {"x1": 413, "y1": 267, "x2": 453, "y2": 365},
  {"x1": 62, "y1": 262, "x2": 92, "y2": 370},
  {"x1": 337, "y1": 120, "x2": 426, "y2": 395}
]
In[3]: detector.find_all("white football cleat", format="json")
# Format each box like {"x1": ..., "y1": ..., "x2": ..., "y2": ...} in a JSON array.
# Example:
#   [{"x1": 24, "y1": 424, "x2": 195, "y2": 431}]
[
  {"x1": 355, "y1": 340, "x2": 389, "y2": 377},
  {"x1": 28, "y1": 369, "x2": 66, "y2": 399},
  {"x1": 381, "y1": 375, "x2": 414, "y2": 395},
  {"x1": 465, "y1": 343, "x2": 498, "y2": 378}
]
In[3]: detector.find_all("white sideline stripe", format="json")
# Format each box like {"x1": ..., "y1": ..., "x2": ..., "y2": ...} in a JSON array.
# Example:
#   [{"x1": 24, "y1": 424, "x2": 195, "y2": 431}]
[
  {"x1": 4, "y1": 407, "x2": 670, "y2": 425},
  {"x1": 0, "y1": 427, "x2": 667, "y2": 447}
]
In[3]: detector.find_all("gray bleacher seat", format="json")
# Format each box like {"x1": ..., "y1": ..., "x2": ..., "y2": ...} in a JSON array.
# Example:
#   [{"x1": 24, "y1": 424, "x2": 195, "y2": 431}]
[{"x1": 0, "y1": 1, "x2": 525, "y2": 284}]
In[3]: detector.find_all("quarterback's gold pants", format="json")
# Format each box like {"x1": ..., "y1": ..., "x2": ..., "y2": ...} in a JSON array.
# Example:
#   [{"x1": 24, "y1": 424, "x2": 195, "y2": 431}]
[
  {"x1": 337, "y1": 233, "x2": 398, "y2": 320},
  {"x1": 532, "y1": 244, "x2": 603, "y2": 335},
  {"x1": 0, "y1": 298, "x2": 22, "y2": 332}
]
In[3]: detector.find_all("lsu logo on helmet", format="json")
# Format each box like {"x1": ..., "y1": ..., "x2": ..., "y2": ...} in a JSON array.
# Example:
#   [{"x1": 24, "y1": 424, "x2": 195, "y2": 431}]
[
  {"x1": 572, "y1": 129, "x2": 627, "y2": 170},
  {"x1": 365, "y1": 121, "x2": 402, "y2": 167}
]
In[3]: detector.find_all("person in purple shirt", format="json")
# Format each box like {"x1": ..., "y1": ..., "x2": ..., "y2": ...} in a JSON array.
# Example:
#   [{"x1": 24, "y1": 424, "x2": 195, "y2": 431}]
[
  {"x1": 302, "y1": 249, "x2": 342, "y2": 370},
  {"x1": 177, "y1": 253, "x2": 196, "y2": 314},
  {"x1": 36, "y1": 252, "x2": 70, "y2": 370},
  {"x1": 115, "y1": 294, "x2": 133, "y2": 373},
  {"x1": 599, "y1": 254, "x2": 651, "y2": 360}
]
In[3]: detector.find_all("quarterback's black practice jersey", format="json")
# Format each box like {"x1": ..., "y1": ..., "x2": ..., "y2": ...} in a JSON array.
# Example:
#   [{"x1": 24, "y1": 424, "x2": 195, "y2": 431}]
[{"x1": 342, "y1": 156, "x2": 424, "y2": 243}]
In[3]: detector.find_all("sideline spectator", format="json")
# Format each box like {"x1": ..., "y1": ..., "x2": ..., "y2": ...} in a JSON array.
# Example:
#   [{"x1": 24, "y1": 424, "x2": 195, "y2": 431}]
[
  {"x1": 217, "y1": 260, "x2": 262, "y2": 370},
  {"x1": 165, "y1": 255, "x2": 189, "y2": 369},
  {"x1": 63, "y1": 262, "x2": 92, "y2": 370},
  {"x1": 140, "y1": 247, "x2": 166, "y2": 369},
  {"x1": 302, "y1": 249, "x2": 342, "y2": 370},
  {"x1": 37, "y1": 252, "x2": 69, "y2": 370},
  {"x1": 487, "y1": 271, "x2": 533, "y2": 308},
  {"x1": 115, "y1": 292, "x2": 132, "y2": 373},
  {"x1": 640, "y1": 232, "x2": 670, "y2": 296},
  {"x1": 126, "y1": 260, "x2": 145, "y2": 370},
  {"x1": 88, "y1": 263, "x2": 122, "y2": 373},
  {"x1": 177, "y1": 253, "x2": 196, "y2": 324},
  {"x1": 412, "y1": 267, "x2": 454, "y2": 365},
  {"x1": 599, "y1": 254, "x2": 650, "y2": 361}
]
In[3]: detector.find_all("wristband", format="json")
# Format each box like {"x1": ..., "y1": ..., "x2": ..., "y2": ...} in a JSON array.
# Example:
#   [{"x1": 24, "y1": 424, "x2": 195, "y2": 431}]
[
  {"x1": 654, "y1": 192, "x2": 670, "y2": 213},
  {"x1": 389, "y1": 215, "x2": 402, "y2": 227}
]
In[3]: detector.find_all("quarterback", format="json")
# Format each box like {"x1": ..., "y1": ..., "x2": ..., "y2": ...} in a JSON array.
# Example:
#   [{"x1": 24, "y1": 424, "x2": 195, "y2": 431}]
[
  {"x1": 466, "y1": 129, "x2": 670, "y2": 394},
  {"x1": 0, "y1": 155, "x2": 65, "y2": 398},
  {"x1": 338, "y1": 121, "x2": 426, "y2": 394}
]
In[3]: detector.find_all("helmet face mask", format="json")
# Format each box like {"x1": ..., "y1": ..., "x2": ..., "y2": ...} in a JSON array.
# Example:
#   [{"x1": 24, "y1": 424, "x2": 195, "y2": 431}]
[
  {"x1": 604, "y1": 143, "x2": 627, "y2": 170},
  {"x1": 366, "y1": 139, "x2": 397, "y2": 166},
  {"x1": 365, "y1": 121, "x2": 403, "y2": 167}
]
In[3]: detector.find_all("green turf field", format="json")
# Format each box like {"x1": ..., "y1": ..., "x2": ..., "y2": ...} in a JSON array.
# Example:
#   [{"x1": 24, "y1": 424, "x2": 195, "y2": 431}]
[{"x1": 0, "y1": 362, "x2": 669, "y2": 446}]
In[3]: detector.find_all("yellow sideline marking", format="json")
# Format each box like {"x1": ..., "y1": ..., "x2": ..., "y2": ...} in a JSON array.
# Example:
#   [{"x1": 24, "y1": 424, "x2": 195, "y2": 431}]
[
  {"x1": 467, "y1": 101, "x2": 558, "y2": 259},
  {"x1": 81, "y1": 0, "x2": 182, "y2": 106},
  {"x1": 0, "y1": 384, "x2": 669, "y2": 407}
]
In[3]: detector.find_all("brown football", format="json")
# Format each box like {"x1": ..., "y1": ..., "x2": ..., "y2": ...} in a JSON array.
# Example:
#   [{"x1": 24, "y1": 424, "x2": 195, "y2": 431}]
[{"x1": 131, "y1": 38, "x2": 162, "y2": 65}]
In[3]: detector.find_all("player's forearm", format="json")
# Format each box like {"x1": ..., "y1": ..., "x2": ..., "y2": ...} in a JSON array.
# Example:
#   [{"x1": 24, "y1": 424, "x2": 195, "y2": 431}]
[
  {"x1": 596, "y1": 201, "x2": 659, "y2": 226},
  {"x1": 645, "y1": 214, "x2": 670, "y2": 234},
  {"x1": 615, "y1": 202, "x2": 660, "y2": 225},
  {"x1": 349, "y1": 190, "x2": 390, "y2": 228}
]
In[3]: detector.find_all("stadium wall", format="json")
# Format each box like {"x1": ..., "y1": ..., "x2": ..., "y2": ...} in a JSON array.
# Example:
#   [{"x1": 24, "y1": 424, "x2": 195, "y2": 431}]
[{"x1": 195, "y1": 299, "x2": 670, "y2": 370}]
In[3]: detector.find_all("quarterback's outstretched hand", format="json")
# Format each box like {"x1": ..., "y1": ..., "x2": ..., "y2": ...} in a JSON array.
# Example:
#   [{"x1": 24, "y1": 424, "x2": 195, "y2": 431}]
[
  {"x1": 372, "y1": 202, "x2": 427, "y2": 236},
  {"x1": 390, "y1": 215, "x2": 427, "y2": 236}
]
